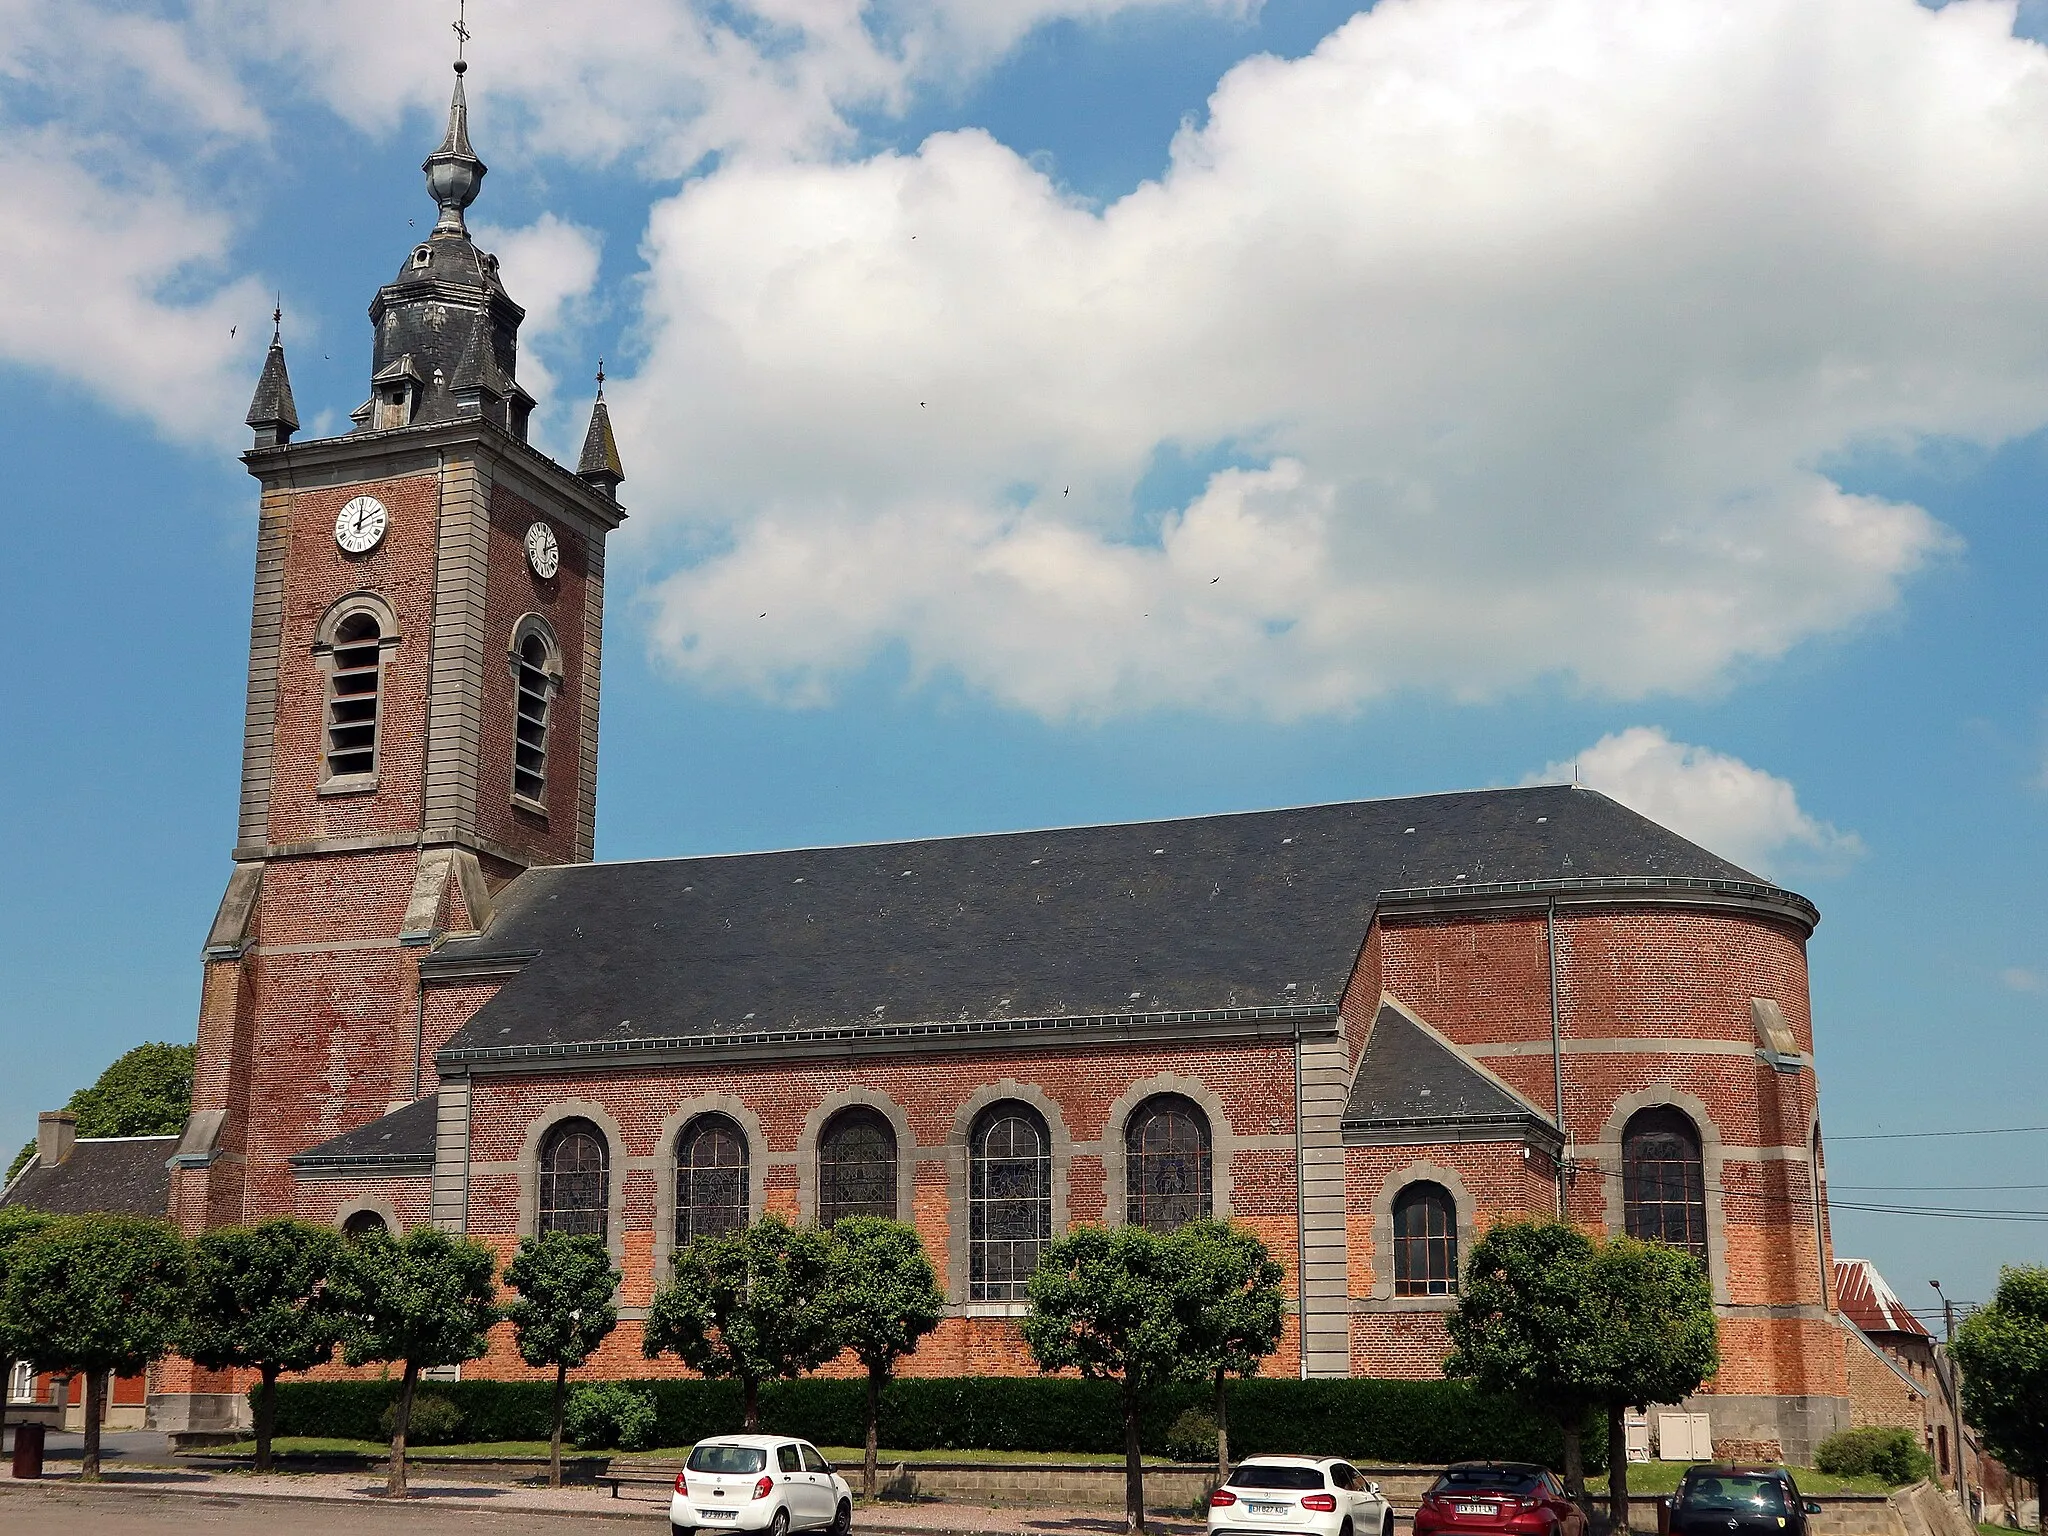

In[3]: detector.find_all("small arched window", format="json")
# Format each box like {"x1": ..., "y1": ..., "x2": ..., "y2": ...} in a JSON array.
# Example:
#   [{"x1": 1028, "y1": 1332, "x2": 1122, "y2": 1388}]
[
  {"x1": 969, "y1": 1103, "x2": 1051, "y2": 1301},
  {"x1": 1623, "y1": 1105, "x2": 1708, "y2": 1260},
  {"x1": 1392, "y1": 1182, "x2": 1458, "y2": 1296},
  {"x1": 341, "y1": 1209, "x2": 388, "y2": 1241},
  {"x1": 819, "y1": 1107, "x2": 897, "y2": 1223},
  {"x1": 512, "y1": 631, "x2": 553, "y2": 805},
  {"x1": 676, "y1": 1114, "x2": 749, "y2": 1244},
  {"x1": 325, "y1": 612, "x2": 383, "y2": 779},
  {"x1": 1125, "y1": 1095, "x2": 1211, "y2": 1231},
  {"x1": 538, "y1": 1118, "x2": 609, "y2": 1241}
]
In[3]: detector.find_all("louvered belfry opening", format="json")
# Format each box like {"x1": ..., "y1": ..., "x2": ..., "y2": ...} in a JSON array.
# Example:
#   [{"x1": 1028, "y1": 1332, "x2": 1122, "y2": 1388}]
[
  {"x1": 326, "y1": 613, "x2": 382, "y2": 777},
  {"x1": 513, "y1": 632, "x2": 550, "y2": 802}
]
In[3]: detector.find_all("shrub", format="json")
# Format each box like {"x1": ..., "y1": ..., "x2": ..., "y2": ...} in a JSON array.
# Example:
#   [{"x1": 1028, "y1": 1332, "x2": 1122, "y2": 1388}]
[
  {"x1": 1165, "y1": 1408, "x2": 1218, "y2": 1464},
  {"x1": 1815, "y1": 1426, "x2": 1934, "y2": 1486},
  {"x1": 381, "y1": 1394, "x2": 464, "y2": 1446},
  {"x1": 566, "y1": 1382, "x2": 659, "y2": 1452}
]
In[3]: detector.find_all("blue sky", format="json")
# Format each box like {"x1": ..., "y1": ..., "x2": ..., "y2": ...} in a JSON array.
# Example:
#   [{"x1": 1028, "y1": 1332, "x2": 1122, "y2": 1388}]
[{"x1": 3, "y1": 0, "x2": 2046, "y2": 1318}]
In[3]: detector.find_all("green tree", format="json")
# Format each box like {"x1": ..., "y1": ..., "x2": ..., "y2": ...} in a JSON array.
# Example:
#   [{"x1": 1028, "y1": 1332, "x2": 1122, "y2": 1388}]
[
  {"x1": 825, "y1": 1216, "x2": 945, "y2": 1498},
  {"x1": 180, "y1": 1220, "x2": 347, "y2": 1474},
  {"x1": 1583, "y1": 1236, "x2": 1719, "y2": 1533},
  {"x1": 327, "y1": 1225, "x2": 499, "y2": 1498},
  {"x1": 0, "y1": 1207, "x2": 59, "y2": 1421},
  {"x1": 8, "y1": 1042, "x2": 195, "y2": 1180},
  {"x1": 1023, "y1": 1223, "x2": 1205, "y2": 1534},
  {"x1": 503, "y1": 1231, "x2": 620, "y2": 1488},
  {"x1": 1171, "y1": 1219, "x2": 1288, "y2": 1482},
  {"x1": 1951, "y1": 1264, "x2": 2048, "y2": 1535},
  {"x1": 0, "y1": 1215, "x2": 188, "y2": 1480},
  {"x1": 644, "y1": 1214, "x2": 838, "y2": 1431},
  {"x1": 1446, "y1": 1220, "x2": 1602, "y2": 1497}
]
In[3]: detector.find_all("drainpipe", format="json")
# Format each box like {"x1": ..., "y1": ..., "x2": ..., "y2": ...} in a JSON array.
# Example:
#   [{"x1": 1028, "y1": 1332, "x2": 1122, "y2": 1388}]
[
  {"x1": 1295, "y1": 1017, "x2": 1308, "y2": 1379},
  {"x1": 1547, "y1": 897, "x2": 1568, "y2": 1218}
]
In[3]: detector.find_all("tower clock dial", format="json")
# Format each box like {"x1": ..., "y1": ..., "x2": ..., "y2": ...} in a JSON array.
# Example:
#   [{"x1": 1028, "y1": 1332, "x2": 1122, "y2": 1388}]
[
  {"x1": 524, "y1": 520, "x2": 560, "y2": 579},
  {"x1": 334, "y1": 496, "x2": 389, "y2": 555}
]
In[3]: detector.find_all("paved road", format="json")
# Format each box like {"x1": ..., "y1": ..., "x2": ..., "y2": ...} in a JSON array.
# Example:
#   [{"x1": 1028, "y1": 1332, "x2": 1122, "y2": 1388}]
[{"x1": 1, "y1": 1483, "x2": 658, "y2": 1534}]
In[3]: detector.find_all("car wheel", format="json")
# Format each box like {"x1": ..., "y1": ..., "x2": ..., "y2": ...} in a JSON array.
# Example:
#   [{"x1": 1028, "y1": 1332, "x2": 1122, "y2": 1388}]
[
  {"x1": 1341, "y1": 1519, "x2": 1355, "y2": 1536},
  {"x1": 770, "y1": 1510, "x2": 791, "y2": 1536},
  {"x1": 672, "y1": 1526, "x2": 695, "y2": 1536},
  {"x1": 830, "y1": 1499, "x2": 852, "y2": 1536},
  {"x1": 1384, "y1": 1515, "x2": 1395, "y2": 1536}
]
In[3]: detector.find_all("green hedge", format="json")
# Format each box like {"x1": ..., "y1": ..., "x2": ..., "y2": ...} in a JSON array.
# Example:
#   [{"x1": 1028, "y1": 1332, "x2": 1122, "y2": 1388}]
[{"x1": 265, "y1": 1375, "x2": 1598, "y2": 1468}]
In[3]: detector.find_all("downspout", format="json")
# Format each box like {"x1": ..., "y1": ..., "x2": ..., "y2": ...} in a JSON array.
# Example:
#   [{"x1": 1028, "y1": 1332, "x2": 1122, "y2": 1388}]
[
  {"x1": 1547, "y1": 897, "x2": 1568, "y2": 1218},
  {"x1": 1295, "y1": 1017, "x2": 1308, "y2": 1380},
  {"x1": 413, "y1": 975, "x2": 427, "y2": 1101}
]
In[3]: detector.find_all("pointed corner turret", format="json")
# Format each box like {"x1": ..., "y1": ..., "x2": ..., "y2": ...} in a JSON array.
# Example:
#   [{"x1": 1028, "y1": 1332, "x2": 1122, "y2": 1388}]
[
  {"x1": 577, "y1": 365, "x2": 625, "y2": 501},
  {"x1": 246, "y1": 308, "x2": 299, "y2": 448}
]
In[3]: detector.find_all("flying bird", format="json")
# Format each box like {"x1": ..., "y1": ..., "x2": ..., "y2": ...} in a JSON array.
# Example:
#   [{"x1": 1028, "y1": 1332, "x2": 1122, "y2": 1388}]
[
  {"x1": 229, "y1": 326, "x2": 237, "y2": 339},
  {"x1": 1210, "y1": 577, "x2": 1219, "y2": 583}
]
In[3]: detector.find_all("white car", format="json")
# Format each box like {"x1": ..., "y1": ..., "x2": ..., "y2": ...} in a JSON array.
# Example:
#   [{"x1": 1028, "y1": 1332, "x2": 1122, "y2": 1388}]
[
  {"x1": 1209, "y1": 1455, "x2": 1396, "y2": 1536},
  {"x1": 672, "y1": 1434, "x2": 854, "y2": 1536}
]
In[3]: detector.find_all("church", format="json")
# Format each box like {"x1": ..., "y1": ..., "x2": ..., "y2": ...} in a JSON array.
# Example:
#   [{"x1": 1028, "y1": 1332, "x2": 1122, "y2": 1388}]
[{"x1": 15, "y1": 59, "x2": 1861, "y2": 1464}]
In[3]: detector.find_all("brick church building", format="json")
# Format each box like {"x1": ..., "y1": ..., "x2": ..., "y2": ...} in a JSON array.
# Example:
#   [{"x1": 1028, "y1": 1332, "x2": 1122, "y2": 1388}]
[{"x1": 20, "y1": 61, "x2": 1866, "y2": 1461}]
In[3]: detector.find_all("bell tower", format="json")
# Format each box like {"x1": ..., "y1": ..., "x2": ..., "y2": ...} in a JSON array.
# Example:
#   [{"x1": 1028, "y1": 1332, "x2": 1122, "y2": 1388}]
[{"x1": 168, "y1": 57, "x2": 625, "y2": 1280}]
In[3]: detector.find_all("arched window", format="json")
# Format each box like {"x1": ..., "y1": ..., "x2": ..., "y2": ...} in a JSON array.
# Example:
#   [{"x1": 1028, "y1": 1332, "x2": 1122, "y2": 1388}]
[
  {"x1": 538, "y1": 1118, "x2": 609, "y2": 1240},
  {"x1": 341, "y1": 1210, "x2": 389, "y2": 1241},
  {"x1": 1623, "y1": 1106, "x2": 1708, "y2": 1260},
  {"x1": 819, "y1": 1107, "x2": 897, "y2": 1223},
  {"x1": 1124, "y1": 1095, "x2": 1211, "y2": 1231},
  {"x1": 8, "y1": 1360, "x2": 35, "y2": 1404},
  {"x1": 969, "y1": 1103, "x2": 1051, "y2": 1300},
  {"x1": 1392, "y1": 1182, "x2": 1458, "y2": 1296},
  {"x1": 324, "y1": 612, "x2": 383, "y2": 779},
  {"x1": 676, "y1": 1114, "x2": 750, "y2": 1243},
  {"x1": 512, "y1": 631, "x2": 553, "y2": 805}
]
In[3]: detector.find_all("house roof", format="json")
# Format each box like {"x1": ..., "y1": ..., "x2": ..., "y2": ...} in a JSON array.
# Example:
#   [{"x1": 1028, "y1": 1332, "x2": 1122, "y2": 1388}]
[
  {"x1": 432, "y1": 784, "x2": 1800, "y2": 1063},
  {"x1": 291, "y1": 1094, "x2": 440, "y2": 1169},
  {"x1": 1343, "y1": 1000, "x2": 1556, "y2": 1139},
  {"x1": 0, "y1": 1136, "x2": 175, "y2": 1217},
  {"x1": 1835, "y1": 1258, "x2": 1934, "y2": 1339}
]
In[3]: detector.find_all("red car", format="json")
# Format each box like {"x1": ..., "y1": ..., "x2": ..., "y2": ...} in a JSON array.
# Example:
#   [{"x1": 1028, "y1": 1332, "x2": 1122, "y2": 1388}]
[{"x1": 1413, "y1": 1463, "x2": 1588, "y2": 1536}]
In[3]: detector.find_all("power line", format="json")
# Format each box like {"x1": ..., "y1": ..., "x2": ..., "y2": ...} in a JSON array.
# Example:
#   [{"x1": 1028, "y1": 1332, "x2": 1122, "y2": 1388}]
[
  {"x1": 1829, "y1": 1124, "x2": 2048, "y2": 1141},
  {"x1": 1574, "y1": 1158, "x2": 2048, "y2": 1223},
  {"x1": 1831, "y1": 1182, "x2": 2048, "y2": 1192}
]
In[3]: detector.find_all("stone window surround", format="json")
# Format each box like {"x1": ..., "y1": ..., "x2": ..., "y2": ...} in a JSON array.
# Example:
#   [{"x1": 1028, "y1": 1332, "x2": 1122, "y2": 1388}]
[
  {"x1": 312, "y1": 590, "x2": 401, "y2": 795},
  {"x1": 335, "y1": 1194, "x2": 403, "y2": 1237},
  {"x1": 515, "y1": 1099, "x2": 628, "y2": 1268},
  {"x1": 506, "y1": 611, "x2": 563, "y2": 818},
  {"x1": 650, "y1": 1095, "x2": 770, "y2": 1284},
  {"x1": 794, "y1": 1089, "x2": 916, "y2": 1225},
  {"x1": 1594, "y1": 1088, "x2": 1730, "y2": 1305},
  {"x1": 946, "y1": 1080, "x2": 1072, "y2": 1315},
  {"x1": 1359, "y1": 1160, "x2": 1475, "y2": 1312},
  {"x1": 1097, "y1": 1073, "x2": 1236, "y2": 1228}
]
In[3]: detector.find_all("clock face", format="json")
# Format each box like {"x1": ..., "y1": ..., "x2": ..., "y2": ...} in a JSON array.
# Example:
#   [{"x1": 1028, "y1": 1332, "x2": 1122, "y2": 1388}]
[
  {"x1": 335, "y1": 496, "x2": 389, "y2": 555},
  {"x1": 524, "y1": 520, "x2": 561, "y2": 579}
]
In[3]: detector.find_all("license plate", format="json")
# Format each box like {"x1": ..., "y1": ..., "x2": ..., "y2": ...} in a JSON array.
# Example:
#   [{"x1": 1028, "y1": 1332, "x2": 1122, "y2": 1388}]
[
  {"x1": 1249, "y1": 1502, "x2": 1291, "y2": 1515},
  {"x1": 1456, "y1": 1504, "x2": 1499, "y2": 1516},
  {"x1": 701, "y1": 1511, "x2": 738, "y2": 1521}
]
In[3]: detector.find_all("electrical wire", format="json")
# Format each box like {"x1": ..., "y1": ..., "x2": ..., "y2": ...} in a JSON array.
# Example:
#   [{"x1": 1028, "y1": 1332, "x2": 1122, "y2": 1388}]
[
  {"x1": 1573, "y1": 1158, "x2": 2048, "y2": 1223},
  {"x1": 1828, "y1": 1125, "x2": 2048, "y2": 1141}
]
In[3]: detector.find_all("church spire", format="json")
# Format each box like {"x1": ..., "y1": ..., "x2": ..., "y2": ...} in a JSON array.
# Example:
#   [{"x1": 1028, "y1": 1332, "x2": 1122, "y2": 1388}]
[
  {"x1": 246, "y1": 305, "x2": 299, "y2": 448},
  {"x1": 423, "y1": 60, "x2": 487, "y2": 237},
  {"x1": 577, "y1": 363, "x2": 625, "y2": 500}
]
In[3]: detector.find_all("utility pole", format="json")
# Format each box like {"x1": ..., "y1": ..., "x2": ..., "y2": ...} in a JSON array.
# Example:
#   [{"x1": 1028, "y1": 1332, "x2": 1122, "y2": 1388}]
[{"x1": 1930, "y1": 1280, "x2": 1971, "y2": 1520}]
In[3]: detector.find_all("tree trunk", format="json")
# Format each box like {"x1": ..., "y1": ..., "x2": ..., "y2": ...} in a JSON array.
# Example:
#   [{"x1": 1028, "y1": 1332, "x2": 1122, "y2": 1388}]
[
  {"x1": 387, "y1": 1361, "x2": 419, "y2": 1499},
  {"x1": 864, "y1": 1365, "x2": 882, "y2": 1501},
  {"x1": 255, "y1": 1367, "x2": 279, "y2": 1475},
  {"x1": 80, "y1": 1372, "x2": 105, "y2": 1482},
  {"x1": 550, "y1": 1362, "x2": 567, "y2": 1489},
  {"x1": 1122, "y1": 1377, "x2": 1147, "y2": 1535},
  {"x1": 1561, "y1": 1422, "x2": 1585, "y2": 1501},
  {"x1": 1606, "y1": 1404, "x2": 1629, "y2": 1536},
  {"x1": 743, "y1": 1373, "x2": 760, "y2": 1432},
  {"x1": 1215, "y1": 1369, "x2": 1230, "y2": 1487}
]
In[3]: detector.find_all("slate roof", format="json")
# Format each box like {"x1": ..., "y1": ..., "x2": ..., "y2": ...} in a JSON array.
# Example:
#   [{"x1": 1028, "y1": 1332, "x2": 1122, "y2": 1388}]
[
  {"x1": 1835, "y1": 1258, "x2": 1933, "y2": 1339},
  {"x1": 291, "y1": 1094, "x2": 441, "y2": 1168},
  {"x1": 1343, "y1": 1001, "x2": 1552, "y2": 1137},
  {"x1": 0, "y1": 1136, "x2": 175, "y2": 1217},
  {"x1": 578, "y1": 393, "x2": 624, "y2": 482},
  {"x1": 433, "y1": 785, "x2": 1801, "y2": 1062},
  {"x1": 245, "y1": 337, "x2": 299, "y2": 436}
]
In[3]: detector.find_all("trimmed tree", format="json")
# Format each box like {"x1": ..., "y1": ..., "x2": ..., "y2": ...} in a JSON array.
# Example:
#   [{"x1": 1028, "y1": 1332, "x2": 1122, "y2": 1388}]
[
  {"x1": 825, "y1": 1216, "x2": 945, "y2": 1498},
  {"x1": 1172, "y1": 1219, "x2": 1288, "y2": 1483},
  {"x1": 0, "y1": 1215, "x2": 188, "y2": 1480},
  {"x1": 1446, "y1": 1220, "x2": 1602, "y2": 1497},
  {"x1": 1023, "y1": 1223, "x2": 1204, "y2": 1534},
  {"x1": 327, "y1": 1225, "x2": 499, "y2": 1498},
  {"x1": 503, "y1": 1231, "x2": 620, "y2": 1488},
  {"x1": 181, "y1": 1219, "x2": 347, "y2": 1473},
  {"x1": 644, "y1": 1215, "x2": 838, "y2": 1431},
  {"x1": 0, "y1": 1208, "x2": 59, "y2": 1425},
  {"x1": 1952, "y1": 1264, "x2": 2048, "y2": 1535},
  {"x1": 1584, "y1": 1236, "x2": 1719, "y2": 1534}
]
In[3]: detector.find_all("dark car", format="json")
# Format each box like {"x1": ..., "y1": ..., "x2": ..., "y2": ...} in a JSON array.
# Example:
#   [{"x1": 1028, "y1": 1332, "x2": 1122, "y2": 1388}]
[
  {"x1": 1413, "y1": 1462, "x2": 1588, "y2": 1536},
  {"x1": 1668, "y1": 1466, "x2": 1822, "y2": 1536}
]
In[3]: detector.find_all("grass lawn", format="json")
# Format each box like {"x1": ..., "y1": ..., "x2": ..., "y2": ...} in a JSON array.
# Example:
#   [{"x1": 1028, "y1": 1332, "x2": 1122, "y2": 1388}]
[
  {"x1": 1585, "y1": 1465, "x2": 1896, "y2": 1497},
  {"x1": 212, "y1": 1438, "x2": 1167, "y2": 1466}
]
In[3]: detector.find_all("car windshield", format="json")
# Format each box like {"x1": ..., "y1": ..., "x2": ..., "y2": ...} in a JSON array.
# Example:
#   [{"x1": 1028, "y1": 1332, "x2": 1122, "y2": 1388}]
[
  {"x1": 1680, "y1": 1477, "x2": 1789, "y2": 1515},
  {"x1": 1229, "y1": 1465, "x2": 1328, "y2": 1491},
  {"x1": 689, "y1": 1445, "x2": 768, "y2": 1475},
  {"x1": 1434, "y1": 1468, "x2": 1545, "y2": 1496}
]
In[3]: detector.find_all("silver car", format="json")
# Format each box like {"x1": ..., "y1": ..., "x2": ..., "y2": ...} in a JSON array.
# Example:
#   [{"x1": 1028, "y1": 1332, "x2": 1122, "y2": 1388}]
[{"x1": 671, "y1": 1434, "x2": 854, "y2": 1536}]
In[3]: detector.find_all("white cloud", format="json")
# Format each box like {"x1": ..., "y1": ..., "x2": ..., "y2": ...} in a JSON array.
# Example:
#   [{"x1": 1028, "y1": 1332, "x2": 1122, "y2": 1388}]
[
  {"x1": 2000, "y1": 967, "x2": 2042, "y2": 993},
  {"x1": 1529, "y1": 728, "x2": 1860, "y2": 879},
  {"x1": 608, "y1": 0, "x2": 2048, "y2": 719}
]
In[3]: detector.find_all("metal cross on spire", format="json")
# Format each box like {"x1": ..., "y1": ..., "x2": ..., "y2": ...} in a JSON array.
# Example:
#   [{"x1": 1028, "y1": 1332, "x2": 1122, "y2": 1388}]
[
  {"x1": 596, "y1": 358, "x2": 606, "y2": 398},
  {"x1": 272, "y1": 295, "x2": 282, "y2": 342},
  {"x1": 453, "y1": 0, "x2": 470, "y2": 64}
]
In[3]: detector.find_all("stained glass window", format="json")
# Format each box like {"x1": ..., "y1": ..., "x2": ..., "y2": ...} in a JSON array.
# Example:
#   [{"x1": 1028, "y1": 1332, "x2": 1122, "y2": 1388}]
[
  {"x1": 1623, "y1": 1105, "x2": 1708, "y2": 1260},
  {"x1": 1125, "y1": 1095, "x2": 1211, "y2": 1231},
  {"x1": 677, "y1": 1114, "x2": 749, "y2": 1243},
  {"x1": 538, "y1": 1118, "x2": 609, "y2": 1240},
  {"x1": 819, "y1": 1107, "x2": 897, "y2": 1223},
  {"x1": 969, "y1": 1104, "x2": 1050, "y2": 1300}
]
